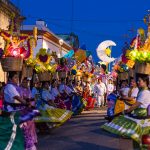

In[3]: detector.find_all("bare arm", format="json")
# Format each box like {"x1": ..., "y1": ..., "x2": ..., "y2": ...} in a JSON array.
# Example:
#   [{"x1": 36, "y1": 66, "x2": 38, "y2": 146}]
[
  {"x1": 13, "y1": 96, "x2": 27, "y2": 105},
  {"x1": 121, "y1": 96, "x2": 136, "y2": 101},
  {"x1": 125, "y1": 101, "x2": 141, "y2": 113}
]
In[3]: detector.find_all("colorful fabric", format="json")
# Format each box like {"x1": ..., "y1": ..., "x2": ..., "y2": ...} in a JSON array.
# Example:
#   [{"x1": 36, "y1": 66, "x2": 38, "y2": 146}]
[
  {"x1": 114, "y1": 99, "x2": 125, "y2": 115},
  {"x1": 85, "y1": 97, "x2": 96, "y2": 110},
  {"x1": 0, "y1": 113, "x2": 24, "y2": 150},
  {"x1": 101, "y1": 108, "x2": 150, "y2": 144},
  {"x1": 22, "y1": 121, "x2": 37, "y2": 150},
  {"x1": 34, "y1": 105, "x2": 72, "y2": 126},
  {"x1": 72, "y1": 95, "x2": 86, "y2": 115}
]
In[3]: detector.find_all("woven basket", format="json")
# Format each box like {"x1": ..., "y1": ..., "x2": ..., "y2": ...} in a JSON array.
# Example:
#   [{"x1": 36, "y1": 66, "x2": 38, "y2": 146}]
[
  {"x1": 135, "y1": 62, "x2": 150, "y2": 75},
  {"x1": 1, "y1": 57, "x2": 23, "y2": 72},
  {"x1": 38, "y1": 72, "x2": 51, "y2": 81},
  {"x1": 22, "y1": 64, "x2": 33, "y2": 78}
]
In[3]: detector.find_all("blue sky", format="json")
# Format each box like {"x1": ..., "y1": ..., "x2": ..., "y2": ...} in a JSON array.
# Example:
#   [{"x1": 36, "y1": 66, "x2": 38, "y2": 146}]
[{"x1": 11, "y1": 0, "x2": 150, "y2": 62}]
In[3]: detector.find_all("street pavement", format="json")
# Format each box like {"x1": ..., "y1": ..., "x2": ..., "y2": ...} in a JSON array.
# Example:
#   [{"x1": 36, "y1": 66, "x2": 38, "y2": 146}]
[{"x1": 38, "y1": 108, "x2": 133, "y2": 150}]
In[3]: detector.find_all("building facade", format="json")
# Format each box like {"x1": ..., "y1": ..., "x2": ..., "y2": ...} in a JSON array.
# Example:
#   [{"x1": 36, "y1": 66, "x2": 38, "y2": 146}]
[
  {"x1": 21, "y1": 20, "x2": 72, "y2": 58},
  {"x1": 0, "y1": 0, "x2": 21, "y2": 82}
]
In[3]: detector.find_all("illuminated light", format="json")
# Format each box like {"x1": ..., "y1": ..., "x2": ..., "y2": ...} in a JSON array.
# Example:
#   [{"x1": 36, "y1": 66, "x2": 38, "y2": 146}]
[
  {"x1": 59, "y1": 39, "x2": 64, "y2": 46},
  {"x1": 20, "y1": 54, "x2": 24, "y2": 57},
  {"x1": 13, "y1": 50, "x2": 18, "y2": 56}
]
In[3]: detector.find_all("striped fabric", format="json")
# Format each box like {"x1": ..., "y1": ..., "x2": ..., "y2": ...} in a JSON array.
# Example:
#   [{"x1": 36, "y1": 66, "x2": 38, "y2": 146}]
[
  {"x1": 101, "y1": 109, "x2": 150, "y2": 144},
  {"x1": 0, "y1": 112, "x2": 24, "y2": 150},
  {"x1": 34, "y1": 106, "x2": 72, "y2": 126}
]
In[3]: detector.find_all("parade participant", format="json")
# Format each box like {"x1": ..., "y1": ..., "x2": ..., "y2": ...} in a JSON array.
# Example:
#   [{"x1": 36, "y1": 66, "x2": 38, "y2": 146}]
[
  {"x1": 75, "y1": 80, "x2": 83, "y2": 96},
  {"x1": 94, "y1": 77, "x2": 106, "y2": 107},
  {"x1": 51, "y1": 79, "x2": 66, "y2": 109},
  {"x1": 119, "y1": 80, "x2": 130, "y2": 97},
  {"x1": 31, "y1": 81, "x2": 42, "y2": 109},
  {"x1": 72, "y1": 80, "x2": 85, "y2": 115},
  {"x1": 35, "y1": 81, "x2": 72, "y2": 128},
  {"x1": 107, "y1": 79, "x2": 115, "y2": 96},
  {"x1": 83, "y1": 81, "x2": 96, "y2": 110},
  {"x1": 114, "y1": 78, "x2": 138, "y2": 115},
  {"x1": 64, "y1": 79, "x2": 74, "y2": 110},
  {"x1": 59, "y1": 78, "x2": 72, "y2": 110},
  {"x1": 121, "y1": 78, "x2": 139, "y2": 109},
  {"x1": 102, "y1": 74, "x2": 150, "y2": 144},
  {"x1": 0, "y1": 71, "x2": 25, "y2": 150},
  {"x1": 20, "y1": 77, "x2": 37, "y2": 150},
  {"x1": 90, "y1": 79, "x2": 96, "y2": 97}
]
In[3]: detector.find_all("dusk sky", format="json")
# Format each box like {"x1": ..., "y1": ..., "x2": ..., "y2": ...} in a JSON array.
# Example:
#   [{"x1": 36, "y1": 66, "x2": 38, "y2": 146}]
[{"x1": 11, "y1": 0, "x2": 150, "y2": 62}]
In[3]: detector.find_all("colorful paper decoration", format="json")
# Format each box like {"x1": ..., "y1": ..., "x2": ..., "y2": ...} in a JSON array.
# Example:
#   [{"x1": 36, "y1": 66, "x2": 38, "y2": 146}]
[
  {"x1": 97, "y1": 40, "x2": 116, "y2": 63},
  {"x1": 63, "y1": 50, "x2": 74, "y2": 58},
  {"x1": 75, "y1": 49, "x2": 87, "y2": 63}
]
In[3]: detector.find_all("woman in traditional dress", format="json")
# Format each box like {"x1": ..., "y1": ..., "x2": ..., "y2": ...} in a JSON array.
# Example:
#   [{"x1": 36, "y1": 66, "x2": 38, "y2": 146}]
[
  {"x1": 51, "y1": 79, "x2": 66, "y2": 109},
  {"x1": 114, "y1": 78, "x2": 139, "y2": 115},
  {"x1": 83, "y1": 81, "x2": 96, "y2": 110},
  {"x1": 20, "y1": 78, "x2": 37, "y2": 150},
  {"x1": 59, "y1": 78, "x2": 72, "y2": 110},
  {"x1": 31, "y1": 81, "x2": 42, "y2": 109},
  {"x1": 35, "y1": 81, "x2": 72, "y2": 127},
  {"x1": 72, "y1": 80, "x2": 86, "y2": 115},
  {"x1": 0, "y1": 71, "x2": 25, "y2": 150},
  {"x1": 102, "y1": 74, "x2": 150, "y2": 145}
]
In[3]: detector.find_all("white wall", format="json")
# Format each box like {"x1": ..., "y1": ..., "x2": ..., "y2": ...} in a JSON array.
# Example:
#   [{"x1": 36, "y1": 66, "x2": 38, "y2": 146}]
[{"x1": 33, "y1": 35, "x2": 68, "y2": 57}]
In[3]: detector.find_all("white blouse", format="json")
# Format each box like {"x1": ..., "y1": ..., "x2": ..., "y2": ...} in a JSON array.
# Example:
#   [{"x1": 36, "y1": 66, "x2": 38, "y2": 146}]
[
  {"x1": 137, "y1": 89, "x2": 150, "y2": 108},
  {"x1": 131, "y1": 87, "x2": 139, "y2": 98},
  {"x1": 4, "y1": 84, "x2": 20, "y2": 103}
]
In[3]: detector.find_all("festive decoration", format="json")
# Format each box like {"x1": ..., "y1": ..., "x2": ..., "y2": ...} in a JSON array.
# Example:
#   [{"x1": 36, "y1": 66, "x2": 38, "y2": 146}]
[
  {"x1": 126, "y1": 60, "x2": 135, "y2": 68},
  {"x1": 66, "y1": 58, "x2": 75, "y2": 69},
  {"x1": 105, "y1": 48, "x2": 111, "y2": 56},
  {"x1": 75, "y1": 49, "x2": 87, "y2": 63},
  {"x1": 63, "y1": 50, "x2": 74, "y2": 58},
  {"x1": 36, "y1": 48, "x2": 51, "y2": 64},
  {"x1": 0, "y1": 14, "x2": 37, "y2": 60},
  {"x1": 129, "y1": 49, "x2": 150, "y2": 62},
  {"x1": 97, "y1": 40, "x2": 116, "y2": 63},
  {"x1": 111, "y1": 71, "x2": 118, "y2": 78}
]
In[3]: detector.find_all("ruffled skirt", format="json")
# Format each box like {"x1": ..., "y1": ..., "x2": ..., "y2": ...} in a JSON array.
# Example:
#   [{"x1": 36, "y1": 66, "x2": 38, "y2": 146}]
[
  {"x1": 0, "y1": 112, "x2": 24, "y2": 150},
  {"x1": 101, "y1": 109, "x2": 150, "y2": 144}
]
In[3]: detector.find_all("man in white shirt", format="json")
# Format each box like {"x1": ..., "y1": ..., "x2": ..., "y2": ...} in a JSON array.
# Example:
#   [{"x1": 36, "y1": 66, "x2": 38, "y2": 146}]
[{"x1": 94, "y1": 78, "x2": 106, "y2": 107}]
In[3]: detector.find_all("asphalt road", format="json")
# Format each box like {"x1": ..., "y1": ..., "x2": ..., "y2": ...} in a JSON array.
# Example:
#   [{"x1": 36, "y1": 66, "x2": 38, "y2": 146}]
[{"x1": 37, "y1": 109, "x2": 133, "y2": 150}]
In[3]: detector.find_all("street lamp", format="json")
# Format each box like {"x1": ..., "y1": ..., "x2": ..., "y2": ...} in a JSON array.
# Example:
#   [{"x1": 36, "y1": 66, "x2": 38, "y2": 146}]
[{"x1": 59, "y1": 39, "x2": 64, "y2": 58}]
